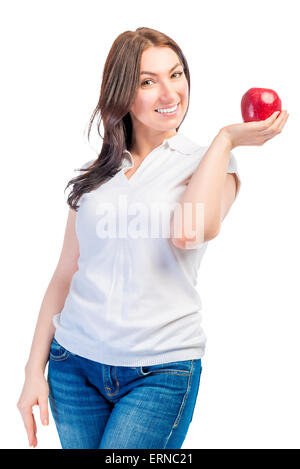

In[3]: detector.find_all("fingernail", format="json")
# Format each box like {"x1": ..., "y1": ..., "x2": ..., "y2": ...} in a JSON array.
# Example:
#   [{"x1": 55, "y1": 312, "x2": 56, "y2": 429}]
[{"x1": 43, "y1": 418, "x2": 48, "y2": 425}]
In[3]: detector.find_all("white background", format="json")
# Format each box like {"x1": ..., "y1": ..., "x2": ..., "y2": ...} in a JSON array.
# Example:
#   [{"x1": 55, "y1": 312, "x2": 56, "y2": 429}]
[{"x1": 1, "y1": 0, "x2": 299, "y2": 449}]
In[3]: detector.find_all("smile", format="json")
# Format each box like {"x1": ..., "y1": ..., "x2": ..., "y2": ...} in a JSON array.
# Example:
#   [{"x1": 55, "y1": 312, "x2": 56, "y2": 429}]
[{"x1": 155, "y1": 102, "x2": 180, "y2": 114}]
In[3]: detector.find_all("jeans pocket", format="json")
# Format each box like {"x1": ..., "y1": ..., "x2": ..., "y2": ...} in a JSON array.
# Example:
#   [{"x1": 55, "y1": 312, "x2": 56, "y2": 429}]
[
  {"x1": 189, "y1": 362, "x2": 203, "y2": 423},
  {"x1": 49, "y1": 337, "x2": 72, "y2": 362},
  {"x1": 138, "y1": 360, "x2": 193, "y2": 377}
]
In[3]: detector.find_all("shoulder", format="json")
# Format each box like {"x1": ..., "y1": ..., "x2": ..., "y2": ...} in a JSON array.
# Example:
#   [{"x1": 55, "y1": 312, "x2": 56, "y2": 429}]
[{"x1": 169, "y1": 133, "x2": 205, "y2": 156}]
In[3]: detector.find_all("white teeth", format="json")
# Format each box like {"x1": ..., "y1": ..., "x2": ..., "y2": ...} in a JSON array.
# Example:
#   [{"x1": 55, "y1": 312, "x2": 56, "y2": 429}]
[{"x1": 156, "y1": 103, "x2": 178, "y2": 113}]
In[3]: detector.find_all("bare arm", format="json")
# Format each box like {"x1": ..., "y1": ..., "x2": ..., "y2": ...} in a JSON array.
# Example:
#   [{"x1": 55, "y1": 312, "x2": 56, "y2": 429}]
[
  {"x1": 17, "y1": 207, "x2": 80, "y2": 447},
  {"x1": 171, "y1": 131, "x2": 233, "y2": 249},
  {"x1": 25, "y1": 207, "x2": 80, "y2": 375},
  {"x1": 24, "y1": 272, "x2": 72, "y2": 375},
  {"x1": 171, "y1": 110, "x2": 289, "y2": 250}
]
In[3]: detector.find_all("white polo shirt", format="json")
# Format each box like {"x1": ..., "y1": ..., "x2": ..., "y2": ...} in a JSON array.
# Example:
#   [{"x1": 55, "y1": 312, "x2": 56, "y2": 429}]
[{"x1": 53, "y1": 132, "x2": 241, "y2": 366}]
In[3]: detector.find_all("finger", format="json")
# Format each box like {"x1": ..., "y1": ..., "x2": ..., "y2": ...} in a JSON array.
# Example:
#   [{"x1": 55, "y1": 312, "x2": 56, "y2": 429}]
[
  {"x1": 262, "y1": 112, "x2": 289, "y2": 142},
  {"x1": 261, "y1": 110, "x2": 287, "y2": 135},
  {"x1": 269, "y1": 110, "x2": 288, "y2": 133},
  {"x1": 38, "y1": 396, "x2": 49, "y2": 426},
  {"x1": 30, "y1": 414, "x2": 38, "y2": 447},
  {"x1": 253, "y1": 111, "x2": 280, "y2": 131},
  {"x1": 22, "y1": 407, "x2": 37, "y2": 447},
  {"x1": 33, "y1": 415, "x2": 37, "y2": 434},
  {"x1": 277, "y1": 112, "x2": 289, "y2": 132},
  {"x1": 264, "y1": 110, "x2": 281, "y2": 124}
]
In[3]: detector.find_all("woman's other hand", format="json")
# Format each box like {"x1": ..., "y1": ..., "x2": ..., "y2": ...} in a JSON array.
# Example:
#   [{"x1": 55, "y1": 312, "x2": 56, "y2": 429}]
[
  {"x1": 17, "y1": 373, "x2": 49, "y2": 448},
  {"x1": 219, "y1": 110, "x2": 289, "y2": 149}
]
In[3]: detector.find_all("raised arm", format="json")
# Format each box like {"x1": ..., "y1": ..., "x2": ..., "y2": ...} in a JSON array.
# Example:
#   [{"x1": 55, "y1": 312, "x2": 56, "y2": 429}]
[{"x1": 171, "y1": 110, "x2": 289, "y2": 250}]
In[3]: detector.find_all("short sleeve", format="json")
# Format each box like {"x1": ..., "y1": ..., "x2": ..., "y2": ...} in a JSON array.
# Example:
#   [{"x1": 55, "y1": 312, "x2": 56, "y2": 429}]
[{"x1": 227, "y1": 151, "x2": 241, "y2": 198}]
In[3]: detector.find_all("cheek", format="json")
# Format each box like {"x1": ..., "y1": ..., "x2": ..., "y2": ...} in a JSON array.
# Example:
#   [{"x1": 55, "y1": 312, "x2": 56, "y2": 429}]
[
  {"x1": 179, "y1": 79, "x2": 189, "y2": 97},
  {"x1": 131, "y1": 94, "x2": 154, "y2": 114},
  {"x1": 141, "y1": 95, "x2": 156, "y2": 112}
]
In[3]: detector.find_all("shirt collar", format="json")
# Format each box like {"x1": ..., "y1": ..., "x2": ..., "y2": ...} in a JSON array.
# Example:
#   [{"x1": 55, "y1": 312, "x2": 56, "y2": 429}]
[
  {"x1": 164, "y1": 132, "x2": 200, "y2": 154},
  {"x1": 122, "y1": 132, "x2": 200, "y2": 166}
]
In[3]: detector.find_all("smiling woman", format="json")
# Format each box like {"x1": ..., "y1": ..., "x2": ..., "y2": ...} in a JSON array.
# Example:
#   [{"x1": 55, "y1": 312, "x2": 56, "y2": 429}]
[
  {"x1": 18, "y1": 26, "x2": 243, "y2": 451},
  {"x1": 125, "y1": 45, "x2": 189, "y2": 171},
  {"x1": 64, "y1": 29, "x2": 191, "y2": 208}
]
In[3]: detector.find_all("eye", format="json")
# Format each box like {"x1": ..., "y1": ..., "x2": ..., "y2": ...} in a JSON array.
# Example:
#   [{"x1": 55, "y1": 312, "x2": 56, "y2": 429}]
[{"x1": 141, "y1": 71, "x2": 183, "y2": 87}]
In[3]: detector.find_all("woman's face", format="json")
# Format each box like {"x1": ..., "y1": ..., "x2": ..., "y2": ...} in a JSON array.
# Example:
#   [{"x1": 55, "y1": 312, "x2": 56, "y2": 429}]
[{"x1": 129, "y1": 46, "x2": 189, "y2": 136}]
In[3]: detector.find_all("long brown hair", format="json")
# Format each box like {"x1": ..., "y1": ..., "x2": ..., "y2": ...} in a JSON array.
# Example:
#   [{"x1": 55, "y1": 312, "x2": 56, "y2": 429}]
[{"x1": 65, "y1": 27, "x2": 191, "y2": 211}]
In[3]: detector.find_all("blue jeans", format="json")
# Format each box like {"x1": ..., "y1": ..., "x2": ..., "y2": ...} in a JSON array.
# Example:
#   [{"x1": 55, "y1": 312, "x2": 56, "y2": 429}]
[{"x1": 47, "y1": 337, "x2": 203, "y2": 449}]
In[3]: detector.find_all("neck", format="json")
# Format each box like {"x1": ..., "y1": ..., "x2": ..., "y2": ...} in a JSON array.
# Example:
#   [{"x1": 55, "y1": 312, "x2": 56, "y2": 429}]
[{"x1": 130, "y1": 131, "x2": 177, "y2": 159}]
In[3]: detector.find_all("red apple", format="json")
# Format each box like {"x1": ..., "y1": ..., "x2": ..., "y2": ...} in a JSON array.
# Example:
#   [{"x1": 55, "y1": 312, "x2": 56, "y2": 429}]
[{"x1": 241, "y1": 88, "x2": 282, "y2": 122}]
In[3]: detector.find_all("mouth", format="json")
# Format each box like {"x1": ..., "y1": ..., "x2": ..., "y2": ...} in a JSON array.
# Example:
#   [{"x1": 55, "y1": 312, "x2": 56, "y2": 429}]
[{"x1": 155, "y1": 102, "x2": 180, "y2": 114}]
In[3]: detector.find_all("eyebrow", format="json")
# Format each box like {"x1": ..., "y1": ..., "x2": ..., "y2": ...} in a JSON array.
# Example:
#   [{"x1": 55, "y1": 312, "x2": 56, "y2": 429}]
[{"x1": 140, "y1": 62, "x2": 183, "y2": 76}]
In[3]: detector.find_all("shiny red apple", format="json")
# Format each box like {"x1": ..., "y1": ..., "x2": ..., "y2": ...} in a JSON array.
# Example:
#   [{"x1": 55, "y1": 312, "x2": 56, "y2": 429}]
[{"x1": 241, "y1": 88, "x2": 282, "y2": 122}]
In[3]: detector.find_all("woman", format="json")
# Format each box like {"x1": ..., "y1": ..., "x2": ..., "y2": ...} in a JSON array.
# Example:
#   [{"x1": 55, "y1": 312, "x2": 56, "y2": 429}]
[{"x1": 17, "y1": 27, "x2": 289, "y2": 449}]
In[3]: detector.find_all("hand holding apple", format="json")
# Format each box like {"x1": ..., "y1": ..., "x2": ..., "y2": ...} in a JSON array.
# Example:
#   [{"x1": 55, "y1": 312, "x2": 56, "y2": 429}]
[{"x1": 219, "y1": 110, "x2": 289, "y2": 150}]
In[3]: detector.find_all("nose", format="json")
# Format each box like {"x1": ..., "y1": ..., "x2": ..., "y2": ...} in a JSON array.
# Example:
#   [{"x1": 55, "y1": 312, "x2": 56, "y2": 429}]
[{"x1": 158, "y1": 80, "x2": 180, "y2": 105}]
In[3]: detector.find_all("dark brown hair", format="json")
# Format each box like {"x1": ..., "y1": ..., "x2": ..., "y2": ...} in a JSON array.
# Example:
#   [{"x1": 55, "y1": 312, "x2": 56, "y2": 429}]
[{"x1": 65, "y1": 27, "x2": 191, "y2": 211}]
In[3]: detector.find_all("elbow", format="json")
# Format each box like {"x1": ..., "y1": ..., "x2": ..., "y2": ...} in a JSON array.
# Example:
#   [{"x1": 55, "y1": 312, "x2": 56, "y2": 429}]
[
  {"x1": 171, "y1": 237, "x2": 188, "y2": 249},
  {"x1": 171, "y1": 225, "x2": 220, "y2": 249},
  {"x1": 170, "y1": 208, "x2": 221, "y2": 249},
  {"x1": 206, "y1": 223, "x2": 221, "y2": 240}
]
